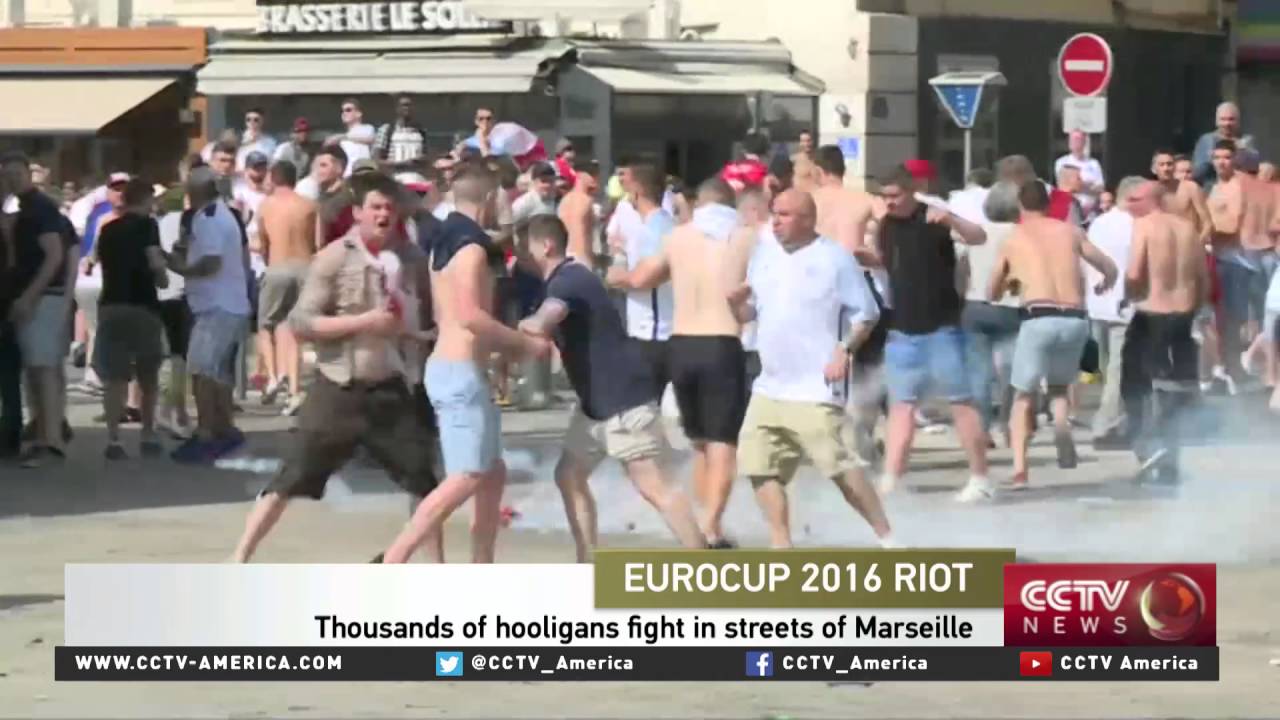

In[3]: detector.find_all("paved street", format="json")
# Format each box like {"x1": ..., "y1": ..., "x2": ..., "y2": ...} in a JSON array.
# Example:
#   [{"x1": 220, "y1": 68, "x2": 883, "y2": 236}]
[{"x1": 2, "y1": 382, "x2": 1278, "y2": 718}]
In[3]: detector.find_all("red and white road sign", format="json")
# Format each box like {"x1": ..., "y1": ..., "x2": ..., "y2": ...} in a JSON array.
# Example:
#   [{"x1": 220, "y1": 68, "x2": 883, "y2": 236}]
[{"x1": 1057, "y1": 33, "x2": 1113, "y2": 97}]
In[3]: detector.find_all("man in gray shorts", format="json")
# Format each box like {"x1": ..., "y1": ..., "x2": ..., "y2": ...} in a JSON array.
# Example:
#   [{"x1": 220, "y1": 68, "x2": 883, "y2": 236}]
[
  {"x1": 989, "y1": 182, "x2": 1117, "y2": 488},
  {"x1": 255, "y1": 160, "x2": 316, "y2": 415},
  {"x1": 92, "y1": 178, "x2": 171, "y2": 459}
]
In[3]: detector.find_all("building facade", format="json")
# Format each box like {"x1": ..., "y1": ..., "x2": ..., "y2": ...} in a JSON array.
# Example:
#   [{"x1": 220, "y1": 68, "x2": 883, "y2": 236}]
[{"x1": 683, "y1": 0, "x2": 1231, "y2": 189}]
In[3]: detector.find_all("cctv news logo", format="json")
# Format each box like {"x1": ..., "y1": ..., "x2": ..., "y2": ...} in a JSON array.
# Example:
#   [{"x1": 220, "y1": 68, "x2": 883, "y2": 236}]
[{"x1": 1004, "y1": 564, "x2": 1216, "y2": 647}]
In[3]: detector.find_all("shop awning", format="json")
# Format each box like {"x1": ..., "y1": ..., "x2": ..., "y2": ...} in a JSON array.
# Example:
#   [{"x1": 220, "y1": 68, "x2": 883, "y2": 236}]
[
  {"x1": 197, "y1": 49, "x2": 556, "y2": 95},
  {"x1": 0, "y1": 77, "x2": 174, "y2": 134},
  {"x1": 580, "y1": 65, "x2": 820, "y2": 95}
]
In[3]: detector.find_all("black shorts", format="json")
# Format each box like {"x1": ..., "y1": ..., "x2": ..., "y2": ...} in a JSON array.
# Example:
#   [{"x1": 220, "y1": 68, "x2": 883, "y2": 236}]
[
  {"x1": 158, "y1": 299, "x2": 193, "y2": 358},
  {"x1": 1122, "y1": 311, "x2": 1199, "y2": 393},
  {"x1": 632, "y1": 338, "x2": 671, "y2": 397},
  {"x1": 669, "y1": 335, "x2": 748, "y2": 444},
  {"x1": 265, "y1": 375, "x2": 439, "y2": 500}
]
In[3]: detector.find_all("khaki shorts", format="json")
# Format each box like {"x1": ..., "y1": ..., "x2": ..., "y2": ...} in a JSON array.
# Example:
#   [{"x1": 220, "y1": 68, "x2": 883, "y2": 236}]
[
  {"x1": 564, "y1": 403, "x2": 665, "y2": 467},
  {"x1": 739, "y1": 395, "x2": 865, "y2": 485},
  {"x1": 258, "y1": 262, "x2": 307, "y2": 330}
]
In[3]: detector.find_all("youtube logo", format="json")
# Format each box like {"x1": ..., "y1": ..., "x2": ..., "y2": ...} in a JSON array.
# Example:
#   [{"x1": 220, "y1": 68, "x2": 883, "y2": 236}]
[{"x1": 1019, "y1": 651, "x2": 1054, "y2": 677}]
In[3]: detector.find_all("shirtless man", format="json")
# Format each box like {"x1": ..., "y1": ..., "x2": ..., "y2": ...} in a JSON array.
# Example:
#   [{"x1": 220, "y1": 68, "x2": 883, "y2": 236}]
[
  {"x1": 520, "y1": 215, "x2": 706, "y2": 560},
  {"x1": 607, "y1": 178, "x2": 750, "y2": 548},
  {"x1": 1151, "y1": 149, "x2": 1211, "y2": 241},
  {"x1": 1121, "y1": 181, "x2": 1209, "y2": 486},
  {"x1": 726, "y1": 190, "x2": 895, "y2": 548},
  {"x1": 1173, "y1": 156, "x2": 1194, "y2": 183},
  {"x1": 558, "y1": 159, "x2": 600, "y2": 267},
  {"x1": 791, "y1": 130, "x2": 821, "y2": 193},
  {"x1": 256, "y1": 160, "x2": 317, "y2": 414},
  {"x1": 381, "y1": 167, "x2": 550, "y2": 564},
  {"x1": 812, "y1": 146, "x2": 875, "y2": 255},
  {"x1": 989, "y1": 181, "x2": 1117, "y2": 488},
  {"x1": 1206, "y1": 140, "x2": 1261, "y2": 384}
]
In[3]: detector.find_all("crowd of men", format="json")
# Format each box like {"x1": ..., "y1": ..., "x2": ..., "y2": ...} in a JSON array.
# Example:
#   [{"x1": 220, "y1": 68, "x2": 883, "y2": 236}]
[{"x1": 1, "y1": 96, "x2": 1277, "y2": 561}]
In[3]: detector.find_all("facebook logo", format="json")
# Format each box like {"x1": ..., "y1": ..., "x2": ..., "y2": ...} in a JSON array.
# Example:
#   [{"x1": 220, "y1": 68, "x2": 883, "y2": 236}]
[{"x1": 745, "y1": 651, "x2": 773, "y2": 677}]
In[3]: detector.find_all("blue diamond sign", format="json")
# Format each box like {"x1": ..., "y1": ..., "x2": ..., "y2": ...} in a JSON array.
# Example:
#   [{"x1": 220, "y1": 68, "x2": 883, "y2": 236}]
[{"x1": 929, "y1": 72, "x2": 1007, "y2": 130}]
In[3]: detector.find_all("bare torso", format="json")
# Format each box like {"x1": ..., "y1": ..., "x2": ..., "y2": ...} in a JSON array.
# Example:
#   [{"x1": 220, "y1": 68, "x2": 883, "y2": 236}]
[
  {"x1": 1159, "y1": 180, "x2": 1207, "y2": 238},
  {"x1": 1132, "y1": 212, "x2": 1205, "y2": 314},
  {"x1": 1241, "y1": 175, "x2": 1277, "y2": 251},
  {"x1": 429, "y1": 244, "x2": 494, "y2": 364},
  {"x1": 792, "y1": 154, "x2": 820, "y2": 193},
  {"x1": 666, "y1": 223, "x2": 754, "y2": 337},
  {"x1": 1208, "y1": 175, "x2": 1244, "y2": 246},
  {"x1": 813, "y1": 184, "x2": 874, "y2": 255},
  {"x1": 1004, "y1": 217, "x2": 1087, "y2": 308},
  {"x1": 259, "y1": 191, "x2": 317, "y2": 266},
  {"x1": 558, "y1": 191, "x2": 594, "y2": 266}
]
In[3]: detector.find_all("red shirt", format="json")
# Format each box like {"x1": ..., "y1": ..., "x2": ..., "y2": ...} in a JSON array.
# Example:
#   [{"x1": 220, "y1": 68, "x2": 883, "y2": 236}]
[
  {"x1": 720, "y1": 158, "x2": 768, "y2": 193},
  {"x1": 1048, "y1": 188, "x2": 1077, "y2": 222}
]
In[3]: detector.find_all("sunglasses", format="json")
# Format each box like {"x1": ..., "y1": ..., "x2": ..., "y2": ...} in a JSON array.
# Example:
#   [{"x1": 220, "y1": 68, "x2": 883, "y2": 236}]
[
  {"x1": 246, "y1": 116, "x2": 262, "y2": 123},
  {"x1": 476, "y1": 115, "x2": 494, "y2": 122},
  {"x1": 342, "y1": 106, "x2": 357, "y2": 113}
]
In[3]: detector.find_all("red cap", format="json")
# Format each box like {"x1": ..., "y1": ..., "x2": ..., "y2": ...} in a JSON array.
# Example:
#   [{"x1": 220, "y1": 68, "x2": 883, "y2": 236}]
[
  {"x1": 293, "y1": 117, "x2": 310, "y2": 132},
  {"x1": 904, "y1": 159, "x2": 937, "y2": 181}
]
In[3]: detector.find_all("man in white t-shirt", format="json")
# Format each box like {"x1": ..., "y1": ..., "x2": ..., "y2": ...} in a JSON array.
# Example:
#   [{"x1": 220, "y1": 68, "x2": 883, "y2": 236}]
[
  {"x1": 235, "y1": 108, "x2": 278, "y2": 173},
  {"x1": 726, "y1": 189, "x2": 895, "y2": 549},
  {"x1": 165, "y1": 167, "x2": 251, "y2": 464},
  {"x1": 1086, "y1": 175, "x2": 1145, "y2": 448},
  {"x1": 1055, "y1": 130, "x2": 1106, "y2": 221},
  {"x1": 233, "y1": 151, "x2": 270, "y2": 277},
  {"x1": 156, "y1": 203, "x2": 193, "y2": 439},
  {"x1": 336, "y1": 98, "x2": 376, "y2": 178},
  {"x1": 605, "y1": 161, "x2": 675, "y2": 398}
]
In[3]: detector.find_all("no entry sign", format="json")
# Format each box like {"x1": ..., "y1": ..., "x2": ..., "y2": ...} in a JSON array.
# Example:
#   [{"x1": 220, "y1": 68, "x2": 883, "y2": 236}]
[{"x1": 1057, "y1": 33, "x2": 1113, "y2": 97}]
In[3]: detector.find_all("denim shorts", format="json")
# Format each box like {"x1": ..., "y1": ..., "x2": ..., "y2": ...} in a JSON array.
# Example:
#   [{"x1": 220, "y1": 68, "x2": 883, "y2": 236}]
[
  {"x1": 425, "y1": 358, "x2": 501, "y2": 476},
  {"x1": 883, "y1": 326, "x2": 971, "y2": 405},
  {"x1": 1010, "y1": 315, "x2": 1090, "y2": 392}
]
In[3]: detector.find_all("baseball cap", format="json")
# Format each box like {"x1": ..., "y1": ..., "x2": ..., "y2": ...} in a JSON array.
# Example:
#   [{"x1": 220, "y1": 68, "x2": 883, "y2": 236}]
[
  {"x1": 396, "y1": 172, "x2": 431, "y2": 194},
  {"x1": 352, "y1": 158, "x2": 380, "y2": 175},
  {"x1": 245, "y1": 151, "x2": 270, "y2": 168},
  {"x1": 904, "y1": 159, "x2": 938, "y2": 182},
  {"x1": 107, "y1": 172, "x2": 131, "y2": 187},
  {"x1": 293, "y1": 117, "x2": 310, "y2": 133}
]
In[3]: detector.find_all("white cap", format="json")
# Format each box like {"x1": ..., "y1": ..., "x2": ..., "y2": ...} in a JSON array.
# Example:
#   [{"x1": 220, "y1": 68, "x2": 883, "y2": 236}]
[{"x1": 108, "y1": 172, "x2": 131, "y2": 186}]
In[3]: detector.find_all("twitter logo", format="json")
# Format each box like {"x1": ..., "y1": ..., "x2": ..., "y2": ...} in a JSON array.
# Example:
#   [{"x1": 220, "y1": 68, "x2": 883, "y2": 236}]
[{"x1": 435, "y1": 651, "x2": 464, "y2": 677}]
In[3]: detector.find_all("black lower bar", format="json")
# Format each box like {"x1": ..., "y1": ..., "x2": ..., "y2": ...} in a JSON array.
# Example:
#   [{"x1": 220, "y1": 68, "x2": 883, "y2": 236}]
[{"x1": 55, "y1": 646, "x2": 1218, "y2": 682}]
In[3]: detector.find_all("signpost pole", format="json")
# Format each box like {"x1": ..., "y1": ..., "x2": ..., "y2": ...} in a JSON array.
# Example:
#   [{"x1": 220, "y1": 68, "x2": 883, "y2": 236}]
[{"x1": 963, "y1": 128, "x2": 972, "y2": 177}]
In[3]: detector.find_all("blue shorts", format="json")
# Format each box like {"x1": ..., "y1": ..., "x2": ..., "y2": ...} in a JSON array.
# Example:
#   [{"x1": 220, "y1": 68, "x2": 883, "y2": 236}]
[
  {"x1": 1010, "y1": 315, "x2": 1090, "y2": 392},
  {"x1": 425, "y1": 359, "x2": 501, "y2": 476},
  {"x1": 883, "y1": 326, "x2": 971, "y2": 405}
]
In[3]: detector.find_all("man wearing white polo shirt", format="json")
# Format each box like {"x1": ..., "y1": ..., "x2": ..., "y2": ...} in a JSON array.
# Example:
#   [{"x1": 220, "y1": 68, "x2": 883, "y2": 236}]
[
  {"x1": 727, "y1": 189, "x2": 895, "y2": 549},
  {"x1": 606, "y1": 160, "x2": 675, "y2": 399}
]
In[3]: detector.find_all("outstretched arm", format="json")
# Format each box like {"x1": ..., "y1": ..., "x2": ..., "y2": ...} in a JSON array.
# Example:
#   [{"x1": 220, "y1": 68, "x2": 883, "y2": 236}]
[
  {"x1": 1079, "y1": 230, "x2": 1118, "y2": 295},
  {"x1": 607, "y1": 251, "x2": 670, "y2": 290},
  {"x1": 518, "y1": 298, "x2": 569, "y2": 337}
]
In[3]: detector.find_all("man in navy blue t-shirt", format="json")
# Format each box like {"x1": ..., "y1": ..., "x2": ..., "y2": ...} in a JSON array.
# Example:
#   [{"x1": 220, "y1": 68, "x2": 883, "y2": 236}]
[{"x1": 516, "y1": 215, "x2": 706, "y2": 560}]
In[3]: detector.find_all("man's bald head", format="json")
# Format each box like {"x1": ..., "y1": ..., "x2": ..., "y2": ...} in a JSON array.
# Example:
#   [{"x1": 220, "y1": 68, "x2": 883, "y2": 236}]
[
  {"x1": 1216, "y1": 101, "x2": 1241, "y2": 137},
  {"x1": 696, "y1": 176, "x2": 736, "y2": 208},
  {"x1": 1125, "y1": 180, "x2": 1166, "y2": 218},
  {"x1": 771, "y1": 189, "x2": 818, "y2": 248}
]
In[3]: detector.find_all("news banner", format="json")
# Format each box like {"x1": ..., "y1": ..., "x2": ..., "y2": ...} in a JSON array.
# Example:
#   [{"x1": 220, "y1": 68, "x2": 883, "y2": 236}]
[{"x1": 55, "y1": 550, "x2": 1218, "y2": 682}]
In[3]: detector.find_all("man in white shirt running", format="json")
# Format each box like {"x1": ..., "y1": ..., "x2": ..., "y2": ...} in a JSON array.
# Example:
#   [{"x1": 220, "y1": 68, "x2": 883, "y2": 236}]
[
  {"x1": 1088, "y1": 176, "x2": 1147, "y2": 449},
  {"x1": 726, "y1": 189, "x2": 895, "y2": 549}
]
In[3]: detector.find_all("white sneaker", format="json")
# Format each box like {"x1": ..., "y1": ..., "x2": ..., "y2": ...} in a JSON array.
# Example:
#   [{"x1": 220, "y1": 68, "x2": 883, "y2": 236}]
[
  {"x1": 282, "y1": 394, "x2": 305, "y2": 417},
  {"x1": 956, "y1": 477, "x2": 996, "y2": 504},
  {"x1": 261, "y1": 379, "x2": 285, "y2": 406},
  {"x1": 877, "y1": 474, "x2": 900, "y2": 496}
]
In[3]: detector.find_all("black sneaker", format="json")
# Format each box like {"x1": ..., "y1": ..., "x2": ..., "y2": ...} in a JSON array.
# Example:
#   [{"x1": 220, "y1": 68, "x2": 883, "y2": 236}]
[
  {"x1": 706, "y1": 538, "x2": 737, "y2": 550},
  {"x1": 104, "y1": 443, "x2": 127, "y2": 461}
]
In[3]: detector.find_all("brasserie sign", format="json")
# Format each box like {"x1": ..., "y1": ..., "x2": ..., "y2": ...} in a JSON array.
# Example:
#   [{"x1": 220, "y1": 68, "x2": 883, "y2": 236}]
[{"x1": 256, "y1": 0, "x2": 510, "y2": 35}]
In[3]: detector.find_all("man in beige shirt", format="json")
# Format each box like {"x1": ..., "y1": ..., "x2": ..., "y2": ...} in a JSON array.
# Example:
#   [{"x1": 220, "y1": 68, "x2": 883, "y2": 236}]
[{"x1": 232, "y1": 173, "x2": 441, "y2": 563}]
